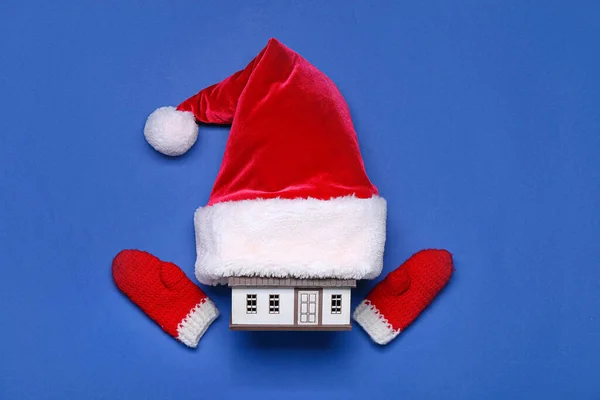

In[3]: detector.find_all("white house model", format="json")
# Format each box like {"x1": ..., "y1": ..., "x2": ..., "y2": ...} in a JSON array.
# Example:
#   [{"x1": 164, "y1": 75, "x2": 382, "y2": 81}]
[{"x1": 228, "y1": 277, "x2": 356, "y2": 330}]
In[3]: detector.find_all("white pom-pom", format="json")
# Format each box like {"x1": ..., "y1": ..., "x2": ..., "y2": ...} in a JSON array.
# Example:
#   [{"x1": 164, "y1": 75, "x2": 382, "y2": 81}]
[{"x1": 144, "y1": 106, "x2": 198, "y2": 156}]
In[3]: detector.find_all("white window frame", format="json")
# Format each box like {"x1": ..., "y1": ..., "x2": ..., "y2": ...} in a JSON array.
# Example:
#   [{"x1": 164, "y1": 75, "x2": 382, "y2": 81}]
[
  {"x1": 331, "y1": 294, "x2": 342, "y2": 314},
  {"x1": 269, "y1": 294, "x2": 280, "y2": 314},
  {"x1": 246, "y1": 294, "x2": 257, "y2": 314}
]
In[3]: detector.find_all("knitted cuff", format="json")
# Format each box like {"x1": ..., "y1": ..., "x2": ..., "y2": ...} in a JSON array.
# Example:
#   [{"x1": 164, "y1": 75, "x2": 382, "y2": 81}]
[
  {"x1": 352, "y1": 299, "x2": 401, "y2": 345},
  {"x1": 177, "y1": 298, "x2": 219, "y2": 348}
]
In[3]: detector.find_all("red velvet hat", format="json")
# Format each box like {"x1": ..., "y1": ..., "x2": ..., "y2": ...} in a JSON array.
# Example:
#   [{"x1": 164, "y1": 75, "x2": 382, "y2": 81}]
[{"x1": 144, "y1": 38, "x2": 387, "y2": 285}]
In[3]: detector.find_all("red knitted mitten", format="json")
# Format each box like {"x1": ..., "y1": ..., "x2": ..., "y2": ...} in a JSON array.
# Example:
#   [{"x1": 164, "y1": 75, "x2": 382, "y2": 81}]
[
  {"x1": 112, "y1": 250, "x2": 219, "y2": 347},
  {"x1": 353, "y1": 249, "x2": 453, "y2": 345}
]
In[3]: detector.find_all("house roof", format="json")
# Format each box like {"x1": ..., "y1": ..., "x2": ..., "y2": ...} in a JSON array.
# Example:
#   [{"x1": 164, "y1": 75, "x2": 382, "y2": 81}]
[{"x1": 227, "y1": 277, "x2": 357, "y2": 288}]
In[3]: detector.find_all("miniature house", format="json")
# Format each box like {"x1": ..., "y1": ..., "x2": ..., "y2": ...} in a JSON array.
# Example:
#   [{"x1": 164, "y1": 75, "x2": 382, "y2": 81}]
[{"x1": 229, "y1": 277, "x2": 356, "y2": 330}]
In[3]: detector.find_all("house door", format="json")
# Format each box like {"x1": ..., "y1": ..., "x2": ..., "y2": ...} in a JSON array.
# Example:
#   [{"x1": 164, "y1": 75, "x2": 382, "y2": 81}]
[{"x1": 297, "y1": 290, "x2": 319, "y2": 325}]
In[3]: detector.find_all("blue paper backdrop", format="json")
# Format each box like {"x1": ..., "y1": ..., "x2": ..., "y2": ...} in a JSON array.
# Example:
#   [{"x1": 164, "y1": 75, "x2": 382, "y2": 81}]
[{"x1": 1, "y1": 1, "x2": 599, "y2": 399}]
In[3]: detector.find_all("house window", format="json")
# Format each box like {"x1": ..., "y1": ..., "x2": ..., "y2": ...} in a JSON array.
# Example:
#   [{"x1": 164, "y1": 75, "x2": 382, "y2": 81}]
[
  {"x1": 269, "y1": 294, "x2": 280, "y2": 314},
  {"x1": 331, "y1": 294, "x2": 342, "y2": 314},
  {"x1": 246, "y1": 294, "x2": 257, "y2": 314}
]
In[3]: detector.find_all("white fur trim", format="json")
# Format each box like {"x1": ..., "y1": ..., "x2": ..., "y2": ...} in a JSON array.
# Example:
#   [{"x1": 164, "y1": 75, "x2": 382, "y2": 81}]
[
  {"x1": 144, "y1": 106, "x2": 198, "y2": 156},
  {"x1": 194, "y1": 195, "x2": 387, "y2": 285},
  {"x1": 176, "y1": 298, "x2": 219, "y2": 348},
  {"x1": 353, "y1": 299, "x2": 400, "y2": 345}
]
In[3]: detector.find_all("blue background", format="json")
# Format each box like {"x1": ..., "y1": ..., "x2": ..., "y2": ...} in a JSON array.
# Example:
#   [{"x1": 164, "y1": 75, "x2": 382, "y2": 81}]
[{"x1": 1, "y1": 1, "x2": 599, "y2": 398}]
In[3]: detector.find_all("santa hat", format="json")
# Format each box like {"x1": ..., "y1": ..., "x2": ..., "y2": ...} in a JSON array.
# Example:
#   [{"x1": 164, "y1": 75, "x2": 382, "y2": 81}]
[{"x1": 144, "y1": 38, "x2": 387, "y2": 285}]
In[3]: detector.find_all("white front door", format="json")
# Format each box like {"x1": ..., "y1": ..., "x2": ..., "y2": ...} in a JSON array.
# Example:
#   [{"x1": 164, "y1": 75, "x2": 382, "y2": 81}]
[{"x1": 297, "y1": 290, "x2": 319, "y2": 325}]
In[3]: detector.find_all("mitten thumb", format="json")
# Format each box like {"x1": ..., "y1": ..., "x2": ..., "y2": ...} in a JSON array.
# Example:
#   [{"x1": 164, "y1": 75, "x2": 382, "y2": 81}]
[
  {"x1": 160, "y1": 262, "x2": 186, "y2": 288},
  {"x1": 383, "y1": 267, "x2": 411, "y2": 296}
]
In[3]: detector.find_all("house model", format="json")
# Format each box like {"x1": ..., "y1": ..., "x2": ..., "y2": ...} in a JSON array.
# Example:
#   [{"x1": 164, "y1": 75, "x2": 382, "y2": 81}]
[
  {"x1": 144, "y1": 39, "x2": 387, "y2": 332},
  {"x1": 228, "y1": 277, "x2": 357, "y2": 330}
]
